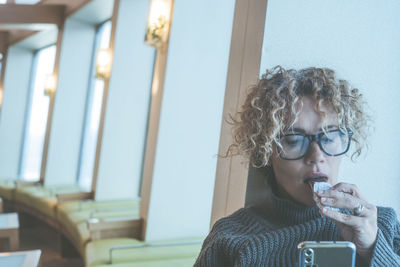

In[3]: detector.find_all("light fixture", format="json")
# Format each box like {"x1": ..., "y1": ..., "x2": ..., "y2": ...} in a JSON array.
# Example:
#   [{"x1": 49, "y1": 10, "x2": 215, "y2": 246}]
[
  {"x1": 145, "y1": 0, "x2": 173, "y2": 48},
  {"x1": 95, "y1": 48, "x2": 112, "y2": 79},
  {"x1": 0, "y1": 88, "x2": 3, "y2": 107},
  {"x1": 44, "y1": 74, "x2": 57, "y2": 96}
]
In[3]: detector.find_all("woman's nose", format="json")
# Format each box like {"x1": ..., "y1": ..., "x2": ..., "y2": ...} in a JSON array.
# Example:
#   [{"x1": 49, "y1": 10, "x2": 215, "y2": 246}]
[{"x1": 304, "y1": 141, "x2": 325, "y2": 164}]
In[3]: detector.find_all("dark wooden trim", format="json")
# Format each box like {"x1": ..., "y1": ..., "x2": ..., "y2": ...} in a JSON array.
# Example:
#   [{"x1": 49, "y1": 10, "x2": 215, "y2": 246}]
[
  {"x1": 15, "y1": 201, "x2": 60, "y2": 230},
  {"x1": 0, "y1": 5, "x2": 65, "y2": 26},
  {"x1": 88, "y1": 217, "x2": 142, "y2": 241},
  {"x1": 210, "y1": 0, "x2": 268, "y2": 226},
  {"x1": 91, "y1": 0, "x2": 120, "y2": 196},
  {"x1": 139, "y1": 0, "x2": 175, "y2": 241},
  {"x1": 56, "y1": 191, "x2": 93, "y2": 202},
  {"x1": 39, "y1": 17, "x2": 66, "y2": 184}
]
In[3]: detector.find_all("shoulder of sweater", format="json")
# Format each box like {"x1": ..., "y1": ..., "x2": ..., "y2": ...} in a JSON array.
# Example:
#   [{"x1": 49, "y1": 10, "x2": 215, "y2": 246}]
[
  {"x1": 207, "y1": 206, "x2": 269, "y2": 238},
  {"x1": 199, "y1": 208, "x2": 258, "y2": 255},
  {"x1": 377, "y1": 206, "x2": 397, "y2": 221},
  {"x1": 376, "y1": 206, "x2": 399, "y2": 232},
  {"x1": 212, "y1": 207, "x2": 257, "y2": 229},
  {"x1": 214, "y1": 207, "x2": 266, "y2": 227}
]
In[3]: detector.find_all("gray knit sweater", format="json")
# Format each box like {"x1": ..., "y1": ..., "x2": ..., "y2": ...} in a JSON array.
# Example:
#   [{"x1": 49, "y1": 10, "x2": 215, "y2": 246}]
[{"x1": 195, "y1": 190, "x2": 400, "y2": 266}]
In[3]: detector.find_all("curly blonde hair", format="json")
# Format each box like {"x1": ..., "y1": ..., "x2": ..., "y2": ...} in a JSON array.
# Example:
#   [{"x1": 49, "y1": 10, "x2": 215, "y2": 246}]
[{"x1": 227, "y1": 66, "x2": 369, "y2": 168}]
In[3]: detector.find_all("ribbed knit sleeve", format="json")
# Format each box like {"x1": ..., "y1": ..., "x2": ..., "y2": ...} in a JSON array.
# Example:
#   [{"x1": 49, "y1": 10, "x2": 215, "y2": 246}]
[
  {"x1": 194, "y1": 209, "x2": 257, "y2": 267},
  {"x1": 369, "y1": 207, "x2": 400, "y2": 267}
]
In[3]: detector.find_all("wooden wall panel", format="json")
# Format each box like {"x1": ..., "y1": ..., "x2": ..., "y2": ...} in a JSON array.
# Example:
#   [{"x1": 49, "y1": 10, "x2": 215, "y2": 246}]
[{"x1": 210, "y1": 0, "x2": 268, "y2": 227}]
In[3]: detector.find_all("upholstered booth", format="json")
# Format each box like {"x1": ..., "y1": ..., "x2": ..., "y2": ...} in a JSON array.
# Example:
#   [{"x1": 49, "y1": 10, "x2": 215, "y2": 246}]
[
  {"x1": 57, "y1": 199, "x2": 140, "y2": 255},
  {"x1": 0, "y1": 179, "x2": 17, "y2": 201},
  {"x1": 15, "y1": 184, "x2": 82, "y2": 220},
  {"x1": 0, "y1": 181, "x2": 202, "y2": 267},
  {"x1": 85, "y1": 237, "x2": 202, "y2": 267}
]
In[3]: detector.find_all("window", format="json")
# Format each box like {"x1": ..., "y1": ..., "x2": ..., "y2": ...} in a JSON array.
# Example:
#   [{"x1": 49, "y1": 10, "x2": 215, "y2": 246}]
[
  {"x1": 77, "y1": 21, "x2": 112, "y2": 191},
  {"x1": 15, "y1": 0, "x2": 41, "y2": 4},
  {"x1": 20, "y1": 45, "x2": 56, "y2": 181}
]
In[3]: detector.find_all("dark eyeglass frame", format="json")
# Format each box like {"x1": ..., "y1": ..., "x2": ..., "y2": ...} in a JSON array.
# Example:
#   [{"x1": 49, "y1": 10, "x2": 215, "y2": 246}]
[{"x1": 277, "y1": 129, "x2": 354, "y2": 160}]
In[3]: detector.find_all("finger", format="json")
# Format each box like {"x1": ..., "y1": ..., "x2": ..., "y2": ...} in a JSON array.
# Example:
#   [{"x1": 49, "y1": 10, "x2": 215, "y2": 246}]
[
  {"x1": 318, "y1": 190, "x2": 370, "y2": 214},
  {"x1": 332, "y1": 182, "x2": 365, "y2": 200},
  {"x1": 320, "y1": 207, "x2": 362, "y2": 227}
]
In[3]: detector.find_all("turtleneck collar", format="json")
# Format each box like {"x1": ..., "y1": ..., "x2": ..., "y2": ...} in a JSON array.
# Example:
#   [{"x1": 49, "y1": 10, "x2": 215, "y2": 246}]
[
  {"x1": 269, "y1": 185, "x2": 322, "y2": 225},
  {"x1": 252, "y1": 175, "x2": 322, "y2": 226}
]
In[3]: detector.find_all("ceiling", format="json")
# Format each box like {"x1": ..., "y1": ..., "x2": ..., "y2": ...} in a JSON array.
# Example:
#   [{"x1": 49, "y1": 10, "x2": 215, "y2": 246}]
[{"x1": 0, "y1": 0, "x2": 103, "y2": 48}]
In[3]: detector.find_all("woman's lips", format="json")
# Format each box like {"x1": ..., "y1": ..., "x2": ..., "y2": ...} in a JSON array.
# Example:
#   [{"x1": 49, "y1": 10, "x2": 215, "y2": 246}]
[{"x1": 304, "y1": 174, "x2": 329, "y2": 191}]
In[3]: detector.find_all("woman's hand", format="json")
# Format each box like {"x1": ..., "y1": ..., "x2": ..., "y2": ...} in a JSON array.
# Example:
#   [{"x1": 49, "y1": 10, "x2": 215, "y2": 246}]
[{"x1": 316, "y1": 182, "x2": 378, "y2": 261}]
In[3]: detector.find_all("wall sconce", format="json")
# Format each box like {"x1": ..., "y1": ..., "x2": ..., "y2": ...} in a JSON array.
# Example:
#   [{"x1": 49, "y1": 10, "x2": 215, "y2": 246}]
[
  {"x1": 0, "y1": 88, "x2": 3, "y2": 107},
  {"x1": 145, "y1": 0, "x2": 173, "y2": 48},
  {"x1": 44, "y1": 74, "x2": 57, "y2": 96},
  {"x1": 95, "y1": 48, "x2": 112, "y2": 79}
]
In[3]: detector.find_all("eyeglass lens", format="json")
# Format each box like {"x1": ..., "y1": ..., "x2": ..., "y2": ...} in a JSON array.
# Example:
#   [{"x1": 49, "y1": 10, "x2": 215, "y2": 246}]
[{"x1": 279, "y1": 130, "x2": 350, "y2": 160}]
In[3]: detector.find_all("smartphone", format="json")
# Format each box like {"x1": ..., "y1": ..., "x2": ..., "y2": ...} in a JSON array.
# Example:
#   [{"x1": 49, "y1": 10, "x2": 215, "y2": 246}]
[{"x1": 298, "y1": 241, "x2": 356, "y2": 267}]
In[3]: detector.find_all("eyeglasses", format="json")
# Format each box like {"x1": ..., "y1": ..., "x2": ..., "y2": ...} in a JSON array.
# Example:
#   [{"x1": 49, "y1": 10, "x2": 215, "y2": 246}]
[{"x1": 277, "y1": 129, "x2": 353, "y2": 160}]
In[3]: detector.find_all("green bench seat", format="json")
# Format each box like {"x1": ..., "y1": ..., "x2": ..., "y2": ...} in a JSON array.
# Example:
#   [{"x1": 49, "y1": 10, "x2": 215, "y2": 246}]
[
  {"x1": 0, "y1": 179, "x2": 17, "y2": 201},
  {"x1": 57, "y1": 199, "x2": 139, "y2": 254},
  {"x1": 15, "y1": 184, "x2": 82, "y2": 219},
  {"x1": 57, "y1": 199, "x2": 139, "y2": 226},
  {"x1": 63, "y1": 209, "x2": 139, "y2": 254},
  {"x1": 91, "y1": 257, "x2": 196, "y2": 267},
  {"x1": 85, "y1": 237, "x2": 203, "y2": 267}
]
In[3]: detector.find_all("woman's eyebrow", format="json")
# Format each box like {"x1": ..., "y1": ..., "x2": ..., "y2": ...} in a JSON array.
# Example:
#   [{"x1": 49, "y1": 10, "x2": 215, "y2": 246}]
[
  {"x1": 288, "y1": 125, "x2": 338, "y2": 134},
  {"x1": 318, "y1": 125, "x2": 338, "y2": 131},
  {"x1": 289, "y1": 127, "x2": 306, "y2": 133}
]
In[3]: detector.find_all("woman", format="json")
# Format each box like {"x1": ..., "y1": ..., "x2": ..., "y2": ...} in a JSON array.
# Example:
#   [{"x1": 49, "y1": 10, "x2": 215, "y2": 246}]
[{"x1": 195, "y1": 66, "x2": 400, "y2": 266}]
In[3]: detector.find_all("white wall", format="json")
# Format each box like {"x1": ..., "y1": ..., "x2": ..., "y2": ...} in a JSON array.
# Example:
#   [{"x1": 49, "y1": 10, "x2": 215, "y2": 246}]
[
  {"x1": 44, "y1": 19, "x2": 96, "y2": 185},
  {"x1": 94, "y1": 0, "x2": 155, "y2": 200},
  {"x1": 145, "y1": 0, "x2": 235, "y2": 241},
  {"x1": 259, "y1": 0, "x2": 400, "y2": 213},
  {"x1": 0, "y1": 47, "x2": 33, "y2": 178}
]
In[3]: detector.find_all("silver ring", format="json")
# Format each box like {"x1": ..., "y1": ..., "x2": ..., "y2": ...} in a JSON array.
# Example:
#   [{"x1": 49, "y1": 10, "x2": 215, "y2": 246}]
[{"x1": 353, "y1": 203, "x2": 364, "y2": 216}]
